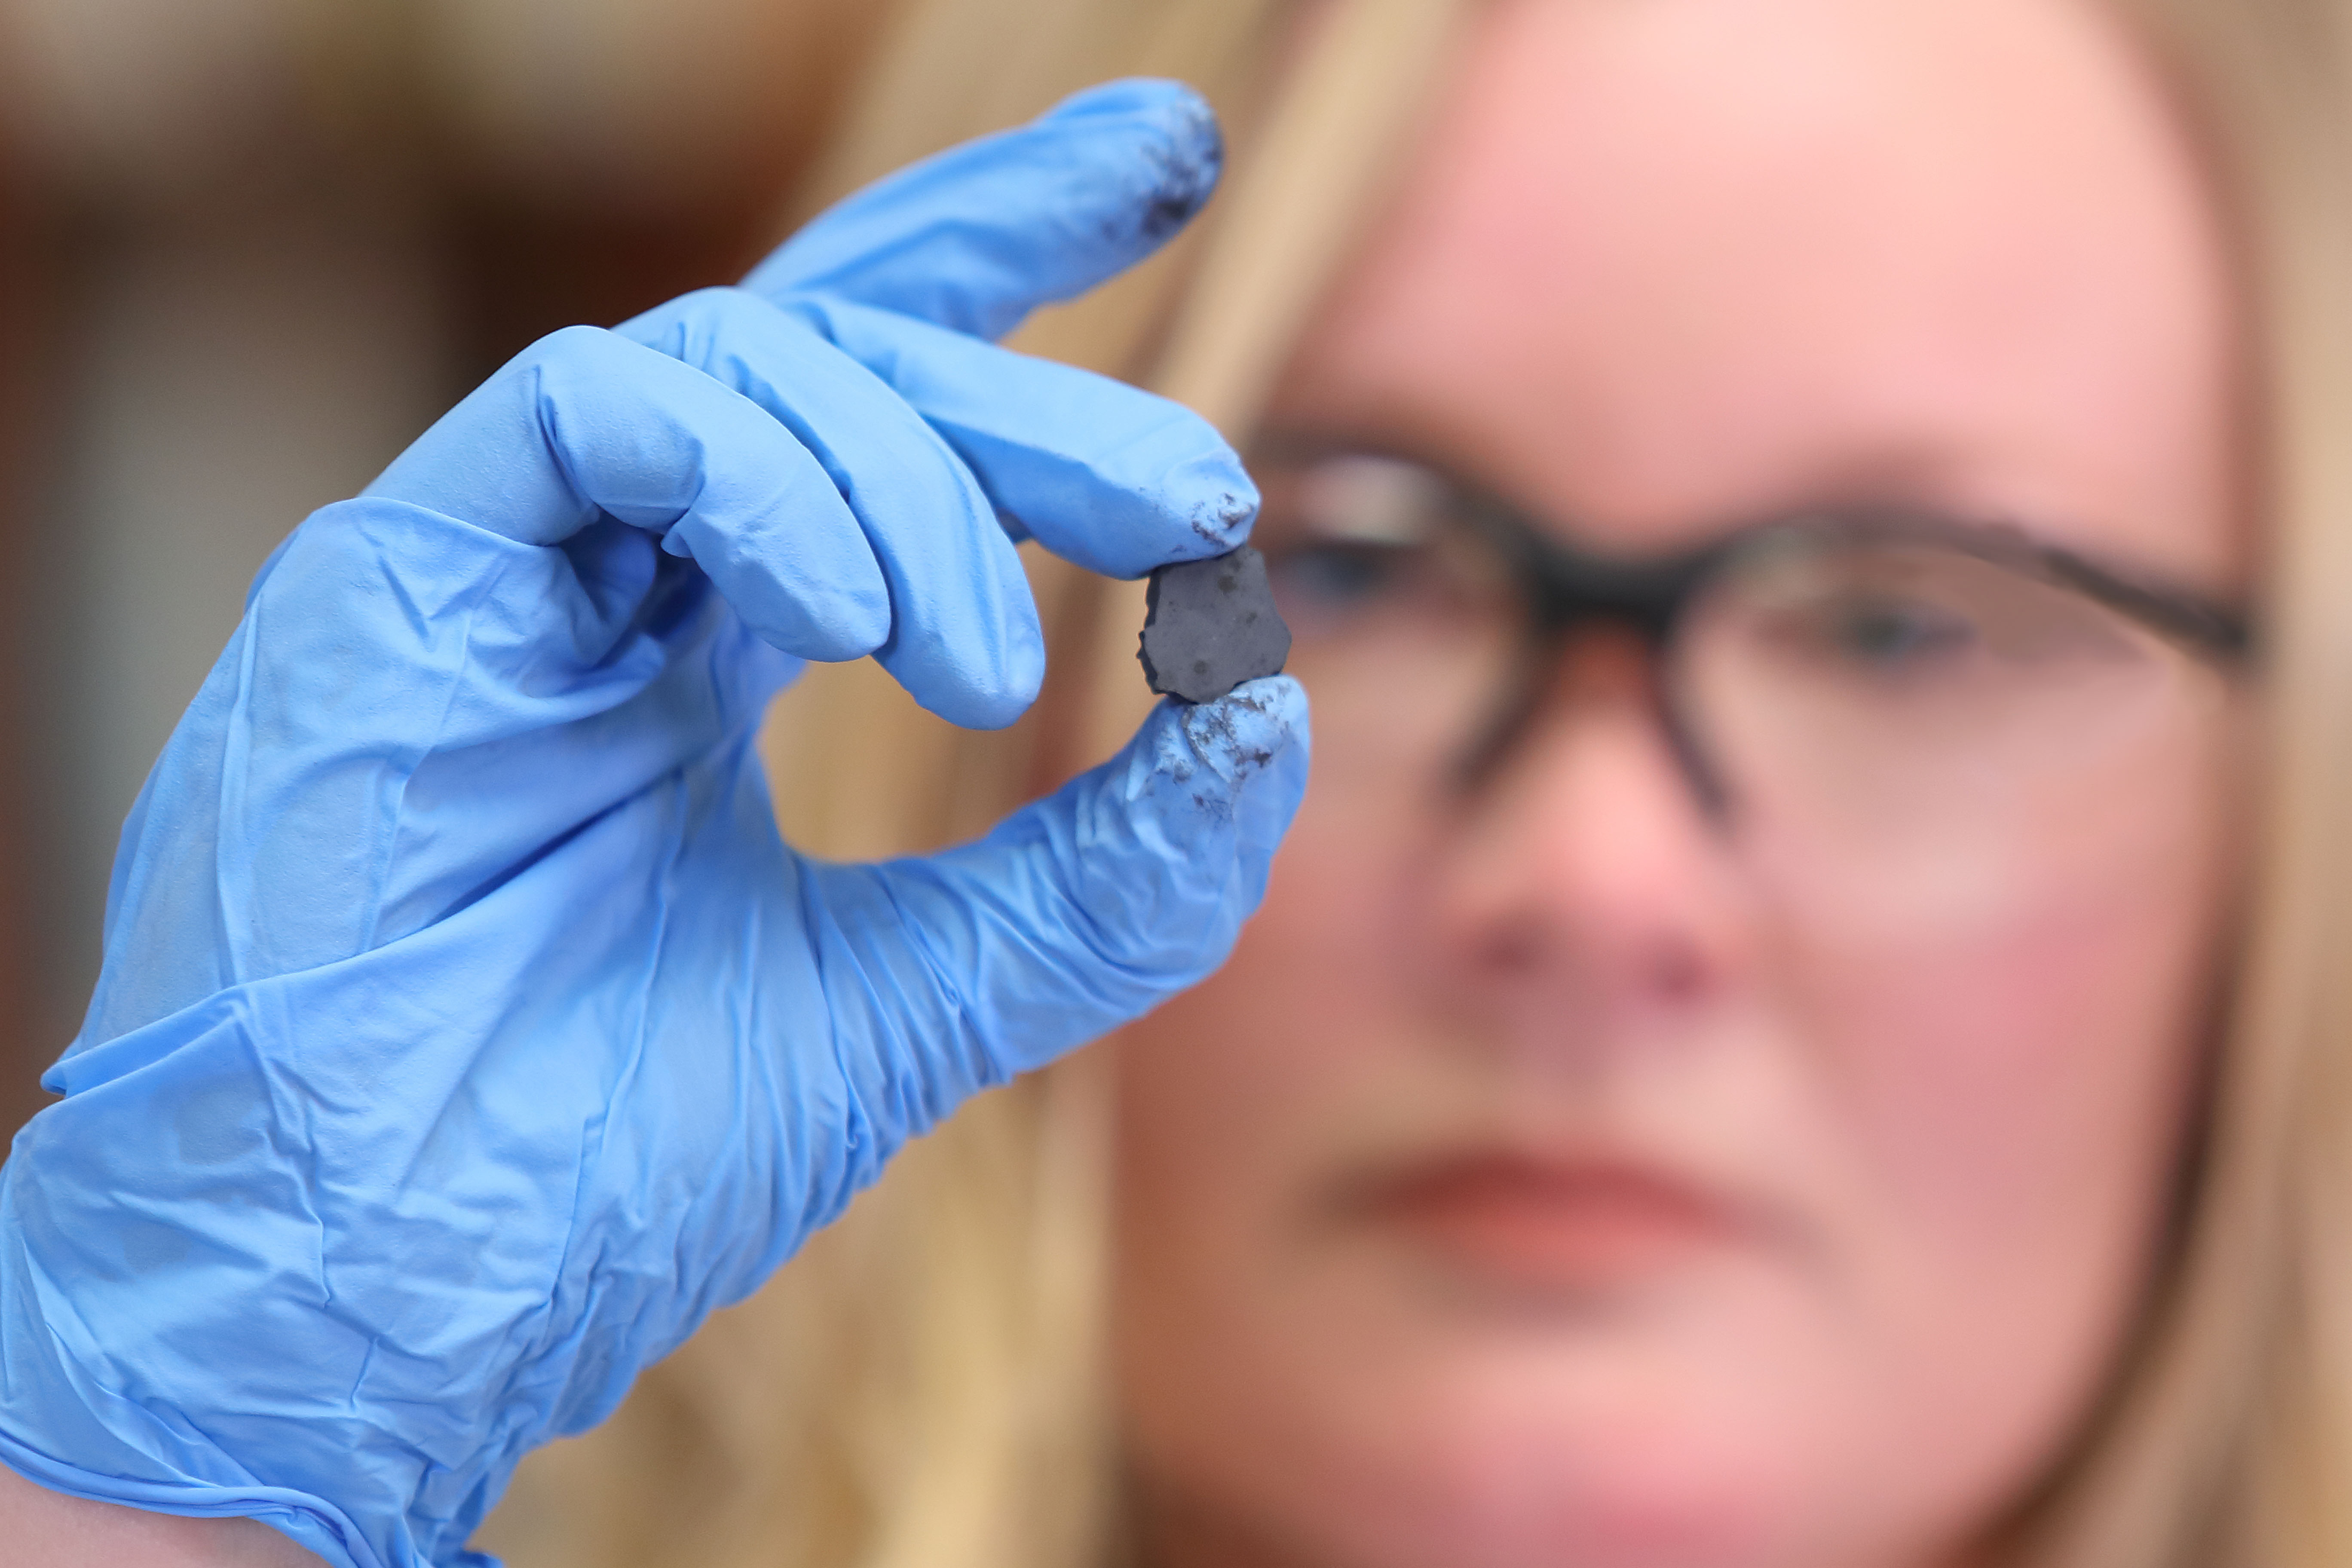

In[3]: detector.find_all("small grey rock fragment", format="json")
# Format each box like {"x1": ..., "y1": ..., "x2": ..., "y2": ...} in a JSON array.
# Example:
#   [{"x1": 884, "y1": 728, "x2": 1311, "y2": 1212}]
[{"x1": 1138, "y1": 545, "x2": 1292, "y2": 704}]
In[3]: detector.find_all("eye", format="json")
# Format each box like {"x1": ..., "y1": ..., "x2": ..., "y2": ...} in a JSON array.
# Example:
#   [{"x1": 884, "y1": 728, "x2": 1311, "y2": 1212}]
[
  {"x1": 1766, "y1": 591, "x2": 1981, "y2": 679},
  {"x1": 1818, "y1": 595, "x2": 1977, "y2": 668},
  {"x1": 1265, "y1": 542, "x2": 1413, "y2": 621}
]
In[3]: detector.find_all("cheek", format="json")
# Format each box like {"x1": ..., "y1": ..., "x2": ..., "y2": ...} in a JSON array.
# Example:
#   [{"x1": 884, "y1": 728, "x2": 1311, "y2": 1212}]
[
  {"x1": 1110, "y1": 759, "x2": 1461, "y2": 1496},
  {"x1": 1771, "y1": 762, "x2": 2233, "y2": 1256},
  {"x1": 1799, "y1": 906, "x2": 2201, "y2": 1238},
  {"x1": 1744, "y1": 758, "x2": 2237, "y2": 1519},
  {"x1": 1112, "y1": 757, "x2": 1430, "y2": 1251}
]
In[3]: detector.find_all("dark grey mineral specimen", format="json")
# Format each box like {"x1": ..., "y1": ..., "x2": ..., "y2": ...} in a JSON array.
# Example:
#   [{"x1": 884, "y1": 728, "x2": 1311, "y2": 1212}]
[{"x1": 1137, "y1": 545, "x2": 1292, "y2": 704}]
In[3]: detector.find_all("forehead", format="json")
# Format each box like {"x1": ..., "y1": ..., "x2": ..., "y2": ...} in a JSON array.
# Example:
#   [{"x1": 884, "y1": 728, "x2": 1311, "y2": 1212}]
[{"x1": 1274, "y1": 0, "x2": 2243, "y2": 585}]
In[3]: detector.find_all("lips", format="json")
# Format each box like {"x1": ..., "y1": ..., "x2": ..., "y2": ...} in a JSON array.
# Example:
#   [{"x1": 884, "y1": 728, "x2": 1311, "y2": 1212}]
[{"x1": 1347, "y1": 1152, "x2": 1752, "y2": 1291}]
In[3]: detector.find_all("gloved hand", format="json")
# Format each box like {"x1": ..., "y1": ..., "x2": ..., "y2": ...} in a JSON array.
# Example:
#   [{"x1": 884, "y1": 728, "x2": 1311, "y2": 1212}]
[{"x1": 0, "y1": 79, "x2": 1307, "y2": 1568}]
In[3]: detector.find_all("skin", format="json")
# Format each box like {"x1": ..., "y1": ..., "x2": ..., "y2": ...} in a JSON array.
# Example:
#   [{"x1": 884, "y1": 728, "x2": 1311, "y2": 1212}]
[
  {"x1": 1113, "y1": 3, "x2": 2245, "y2": 1568},
  {"x1": 0, "y1": 1470, "x2": 323, "y2": 1566}
]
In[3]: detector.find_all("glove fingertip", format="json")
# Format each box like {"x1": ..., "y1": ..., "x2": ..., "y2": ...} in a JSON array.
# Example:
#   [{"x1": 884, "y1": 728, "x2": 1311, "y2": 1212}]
[
  {"x1": 1044, "y1": 676, "x2": 1306, "y2": 979},
  {"x1": 1093, "y1": 677, "x2": 1309, "y2": 878},
  {"x1": 881, "y1": 614, "x2": 1047, "y2": 731},
  {"x1": 1172, "y1": 454, "x2": 1259, "y2": 564},
  {"x1": 1041, "y1": 79, "x2": 1225, "y2": 241},
  {"x1": 1175, "y1": 675, "x2": 1310, "y2": 790}
]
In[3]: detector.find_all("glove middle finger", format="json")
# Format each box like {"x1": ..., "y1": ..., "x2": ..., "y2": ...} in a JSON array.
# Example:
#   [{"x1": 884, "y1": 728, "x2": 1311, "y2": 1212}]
[{"x1": 621, "y1": 289, "x2": 1046, "y2": 730}]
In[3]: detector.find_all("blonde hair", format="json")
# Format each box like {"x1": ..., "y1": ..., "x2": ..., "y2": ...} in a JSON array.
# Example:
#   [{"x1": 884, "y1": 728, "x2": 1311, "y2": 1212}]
[{"x1": 475, "y1": 3, "x2": 2352, "y2": 1566}]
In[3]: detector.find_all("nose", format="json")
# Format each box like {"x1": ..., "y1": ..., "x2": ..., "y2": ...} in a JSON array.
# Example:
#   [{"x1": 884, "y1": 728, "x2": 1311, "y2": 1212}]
[{"x1": 1428, "y1": 630, "x2": 1753, "y2": 1060}]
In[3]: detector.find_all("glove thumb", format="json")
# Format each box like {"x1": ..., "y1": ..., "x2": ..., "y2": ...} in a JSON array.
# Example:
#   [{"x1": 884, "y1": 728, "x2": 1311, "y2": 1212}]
[{"x1": 800, "y1": 676, "x2": 1310, "y2": 1138}]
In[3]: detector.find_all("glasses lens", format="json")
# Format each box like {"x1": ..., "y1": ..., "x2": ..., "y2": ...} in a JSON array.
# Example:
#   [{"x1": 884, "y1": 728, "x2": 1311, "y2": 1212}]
[
  {"x1": 1253, "y1": 453, "x2": 1527, "y2": 787},
  {"x1": 1672, "y1": 525, "x2": 2239, "y2": 902}
]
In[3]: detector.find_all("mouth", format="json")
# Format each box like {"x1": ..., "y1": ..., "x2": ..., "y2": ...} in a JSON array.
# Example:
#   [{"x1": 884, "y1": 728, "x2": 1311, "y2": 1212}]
[{"x1": 1340, "y1": 1151, "x2": 1757, "y2": 1294}]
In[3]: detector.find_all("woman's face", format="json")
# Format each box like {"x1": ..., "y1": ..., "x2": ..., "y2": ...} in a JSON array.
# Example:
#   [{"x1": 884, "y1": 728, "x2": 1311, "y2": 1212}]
[{"x1": 1110, "y1": 2, "x2": 2247, "y2": 1566}]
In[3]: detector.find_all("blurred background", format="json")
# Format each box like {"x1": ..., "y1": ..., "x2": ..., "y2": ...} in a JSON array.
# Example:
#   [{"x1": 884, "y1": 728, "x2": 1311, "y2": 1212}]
[{"x1": 0, "y1": 0, "x2": 913, "y2": 1131}]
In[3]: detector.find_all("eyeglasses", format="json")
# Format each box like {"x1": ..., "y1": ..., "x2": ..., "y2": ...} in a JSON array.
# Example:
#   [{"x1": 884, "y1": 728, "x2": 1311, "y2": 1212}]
[{"x1": 1252, "y1": 447, "x2": 2251, "y2": 912}]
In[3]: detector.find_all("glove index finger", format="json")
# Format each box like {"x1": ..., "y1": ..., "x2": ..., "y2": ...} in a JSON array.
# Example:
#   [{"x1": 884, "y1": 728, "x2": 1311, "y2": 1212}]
[
  {"x1": 790, "y1": 296, "x2": 1255, "y2": 578},
  {"x1": 744, "y1": 78, "x2": 1222, "y2": 341}
]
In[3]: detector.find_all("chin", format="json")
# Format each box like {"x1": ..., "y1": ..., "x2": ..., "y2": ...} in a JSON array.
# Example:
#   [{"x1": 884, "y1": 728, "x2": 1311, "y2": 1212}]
[
  {"x1": 1125, "y1": 1257, "x2": 1997, "y2": 1568},
  {"x1": 1292, "y1": 1335, "x2": 1824, "y2": 1568}
]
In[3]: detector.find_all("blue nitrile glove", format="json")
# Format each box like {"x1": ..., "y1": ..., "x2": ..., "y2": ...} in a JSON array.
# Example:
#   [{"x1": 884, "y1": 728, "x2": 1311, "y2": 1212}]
[{"x1": 0, "y1": 79, "x2": 1306, "y2": 1568}]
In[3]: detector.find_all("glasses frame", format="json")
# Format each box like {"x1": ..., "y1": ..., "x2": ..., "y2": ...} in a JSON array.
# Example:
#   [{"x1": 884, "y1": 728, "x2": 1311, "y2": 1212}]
[{"x1": 1254, "y1": 446, "x2": 2256, "y2": 818}]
